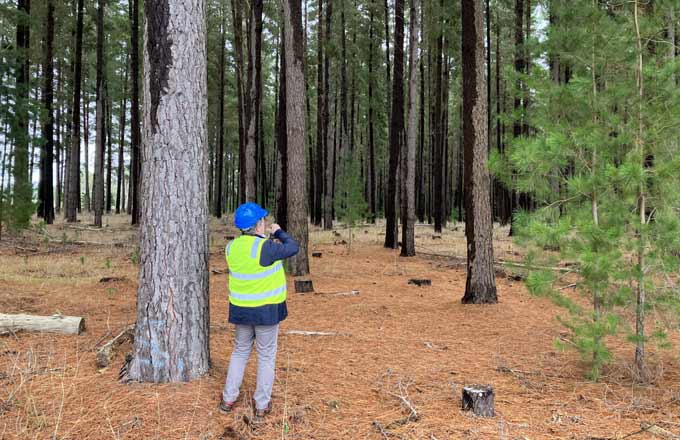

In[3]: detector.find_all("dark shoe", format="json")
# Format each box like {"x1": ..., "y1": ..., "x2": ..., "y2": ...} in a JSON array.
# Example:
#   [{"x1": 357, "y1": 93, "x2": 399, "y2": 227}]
[
  {"x1": 219, "y1": 400, "x2": 236, "y2": 413},
  {"x1": 253, "y1": 401, "x2": 272, "y2": 424}
]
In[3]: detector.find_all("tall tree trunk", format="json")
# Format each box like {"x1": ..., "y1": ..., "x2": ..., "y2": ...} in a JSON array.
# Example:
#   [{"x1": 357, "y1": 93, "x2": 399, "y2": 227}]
[
  {"x1": 66, "y1": 0, "x2": 84, "y2": 222},
  {"x1": 130, "y1": 0, "x2": 141, "y2": 224},
  {"x1": 56, "y1": 60, "x2": 63, "y2": 213},
  {"x1": 116, "y1": 54, "x2": 129, "y2": 214},
  {"x1": 276, "y1": 23, "x2": 288, "y2": 230},
  {"x1": 283, "y1": 0, "x2": 310, "y2": 276},
  {"x1": 384, "y1": 0, "x2": 392, "y2": 108},
  {"x1": 215, "y1": 7, "x2": 226, "y2": 218},
  {"x1": 83, "y1": 93, "x2": 90, "y2": 212},
  {"x1": 313, "y1": 0, "x2": 324, "y2": 226},
  {"x1": 401, "y1": 0, "x2": 419, "y2": 257},
  {"x1": 128, "y1": 0, "x2": 210, "y2": 383},
  {"x1": 508, "y1": 0, "x2": 524, "y2": 235},
  {"x1": 13, "y1": 0, "x2": 31, "y2": 228},
  {"x1": 231, "y1": 0, "x2": 246, "y2": 204},
  {"x1": 433, "y1": 2, "x2": 444, "y2": 233},
  {"x1": 244, "y1": 0, "x2": 263, "y2": 202},
  {"x1": 368, "y1": 3, "x2": 376, "y2": 222},
  {"x1": 38, "y1": 0, "x2": 55, "y2": 224},
  {"x1": 322, "y1": 0, "x2": 334, "y2": 230},
  {"x1": 93, "y1": 0, "x2": 106, "y2": 228},
  {"x1": 416, "y1": 25, "x2": 425, "y2": 223},
  {"x1": 461, "y1": 0, "x2": 497, "y2": 304},
  {"x1": 106, "y1": 82, "x2": 113, "y2": 213},
  {"x1": 384, "y1": 0, "x2": 404, "y2": 249}
]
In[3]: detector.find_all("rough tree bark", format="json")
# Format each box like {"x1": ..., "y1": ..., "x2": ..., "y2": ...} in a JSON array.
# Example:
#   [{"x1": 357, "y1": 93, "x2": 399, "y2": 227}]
[
  {"x1": 276, "y1": 23, "x2": 288, "y2": 229},
  {"x1": 284, "y1": 0, "x2": 310, "y2": 276},
  {"x1": 400, "y1": 0, "x2": 419, "y2": 257},
  {"x1": 93, "y1": 0, "x2": 106, "y2": 228},
  {"x1": 65, "y1": 0, "x2": 84, "y2": 223},
  {"x1": 127, "y1": 0, "x2": 210, "y2": 382},
  {"x1": 116, "y1": 54, "x2": 129, "y2": 214},
  {"x1": 384, "y1": 0, "x2": 404, "y2": 249},
  {"x1": 244, "y1": 0, "x2": 263, "y2": 202},
  {"x1": 38, "y1": 0, "x2": 55, "y2": 224},
  {"x1": 130, "y1": 0, "x2": 141, "y2": 224},
  {"x1": 461, "y1": 0, "x2": 497, "y2": 304},
  {"x1": 368, "y1": 3, "x2": 376, "y2": 222}
]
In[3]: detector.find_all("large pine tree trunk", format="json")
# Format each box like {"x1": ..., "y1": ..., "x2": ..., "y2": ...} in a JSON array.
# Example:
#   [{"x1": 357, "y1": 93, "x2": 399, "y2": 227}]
[
  {"x1": 400, "y1": 0, "x2": 419, "y2": 257},
  {"x1": 128, "y1": 0, "x2": 210, "y2": 383},
  {"x1": 322, "y1": 0, "x2": 334, "y2": 230},
  {"x1": 384, "y1": 0, "x2": 404, "y2": 249},
  {"x1": 276, "y1": 24, "x2": 288, "y2": 229},
  {"x1": 461, "y1": 0, "x2": 497, "y2": 304},
  {"x1": 13, "y1": 0, "x2": 31, "y2": 228},
  {"x1": 65, "y1": 0, "x2": 84, "y2": 223},
  {"x1": 432, "y1": 2, "x2": 444, "y2": 233},
  {"x1": 313, "y1": 0, "x2": 324, "y2": 226},
  {"x1": 38, "y1": 0, "x2": 55, "y2": 224},
  {"x1": 284, "y1": 0, "x2": 310, "y2": 276},
  {"x1": 130, "y1": 0, "x2": 141, "y2": 224},
  {"x1": 93, "y1": 0, "x2": 106, "y2": 228},
  {"x1": 56, "y1": 61, "x2": 63, "y2": 214},
  {"x1": 214, "y1": 7, "x2": 226, "y2": 218},
  {"x1": 244, "y1": 0, "x2": 263, "y2": 202}
]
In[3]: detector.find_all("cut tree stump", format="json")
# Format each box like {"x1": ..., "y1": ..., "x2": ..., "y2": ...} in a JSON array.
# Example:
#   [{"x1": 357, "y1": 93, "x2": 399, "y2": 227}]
[
  {"x1": 312, "y1": 252, "x2": 322, "y2": 258},
  {"x1": 96, "y1": 324, "x2": 135, "y2": 368},
  {"x1": 295, "y1": 279, "x2": 314, "y2": 293},
  {"x1": 462, "y1": 385, "x2": 494, "y2": 417},
  {"x1": 408, "y1": 279, "x2": 432, "y2": 287},
  {"x1": 0, "y1": 313, "x2": 85, "y2": 335},
  {"x1": 99, "y1": 276, "x2": 128, "y2": 283},
  {"x1": 225, "y1": 235, "x2": 235, "y2": 241}
]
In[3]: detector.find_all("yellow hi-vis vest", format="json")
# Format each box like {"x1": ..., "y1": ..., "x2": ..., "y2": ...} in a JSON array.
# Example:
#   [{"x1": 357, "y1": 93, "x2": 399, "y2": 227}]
[{"x1": 226, "y1": 235, "x2": 287, "y2": 307}]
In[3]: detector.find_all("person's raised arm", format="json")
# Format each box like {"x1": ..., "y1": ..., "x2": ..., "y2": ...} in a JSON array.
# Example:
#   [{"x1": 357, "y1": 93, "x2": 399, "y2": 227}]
[{"x1": 259, "y1": 223, "x2": 299, "y2": 267}]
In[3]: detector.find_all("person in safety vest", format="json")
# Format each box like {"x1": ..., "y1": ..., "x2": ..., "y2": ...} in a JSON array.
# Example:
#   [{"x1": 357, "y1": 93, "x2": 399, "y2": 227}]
[{"x1": 219, "y1": 202, "x2": 299, "y2": 423}]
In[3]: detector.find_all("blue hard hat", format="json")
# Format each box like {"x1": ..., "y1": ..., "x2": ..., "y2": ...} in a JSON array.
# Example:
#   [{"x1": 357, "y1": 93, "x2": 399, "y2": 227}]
[{"x1": 234, "y1": 202, "x2": 268, "y2": 230}]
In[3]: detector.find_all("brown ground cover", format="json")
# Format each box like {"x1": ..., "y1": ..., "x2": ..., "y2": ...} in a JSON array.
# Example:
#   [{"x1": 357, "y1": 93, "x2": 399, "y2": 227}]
[{"x1": 0, "y1": 215, "x2": 679, "y2": 439}]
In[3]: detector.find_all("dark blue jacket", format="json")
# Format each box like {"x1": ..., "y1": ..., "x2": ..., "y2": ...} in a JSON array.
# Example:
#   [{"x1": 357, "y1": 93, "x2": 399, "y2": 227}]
[{"x1": 228, "y1": 229, "x2": 299, "y2": 326}]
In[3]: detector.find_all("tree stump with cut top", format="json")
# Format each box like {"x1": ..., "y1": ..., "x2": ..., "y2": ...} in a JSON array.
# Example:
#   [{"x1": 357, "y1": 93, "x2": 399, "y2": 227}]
[
  {"x1": 312, "y1": 252, "x2": 322, "y2": 258},
  {"x1": 295, "y1": 279, "x2": 314, "y2": 293},
  {"x1": 462, "y1": 385, "x2": 494, "y2": 417}
]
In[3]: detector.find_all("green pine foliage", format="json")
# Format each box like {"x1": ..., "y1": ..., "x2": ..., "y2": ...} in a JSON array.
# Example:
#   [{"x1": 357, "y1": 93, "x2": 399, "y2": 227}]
[
  {"x1": 336, "y1": 153, "x2": 368, "y2": 252},
  {"x1": 493, "y1": 0, "x2": 680, "y2": 380}
]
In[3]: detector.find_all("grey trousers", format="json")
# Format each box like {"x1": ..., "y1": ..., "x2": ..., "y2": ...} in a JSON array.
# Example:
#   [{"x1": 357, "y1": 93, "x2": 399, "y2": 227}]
[{"x1": 222, "y1": 324, "x2": 279, "y2": 410}]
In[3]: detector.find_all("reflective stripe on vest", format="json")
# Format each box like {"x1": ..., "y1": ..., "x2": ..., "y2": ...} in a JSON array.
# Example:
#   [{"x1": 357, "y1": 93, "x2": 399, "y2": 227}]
[{"x1": 225, "y1": 235, "x2": 287, "y2": 307}]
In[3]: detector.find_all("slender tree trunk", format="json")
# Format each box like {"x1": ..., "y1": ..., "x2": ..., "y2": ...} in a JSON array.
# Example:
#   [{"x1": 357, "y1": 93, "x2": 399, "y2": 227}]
[
  {"x1": 401, "y1": 0, "x2": 419, "y2": 257},
  {"x1": 93, "y1": 0, "x2": 106, "y2": 228},
  {"x1": 368, "y1": 3, "x2": 376, "y2": 222},
  {"x1": 38, "y1": 0, "x2": 55, "y2": 224},
  {"x1": 106, "y1": 83, "x2": 113, "y2": 213},
  {"x1": 314, "y1": 0, "x2": 324, "y2": 226},
  {"x1": 323, "y1": 0, "x2": 334, "y2": 230},
  {"x1": 128, "y1": 0, "x2": 210, "y2": 383},
  {"x1": 116, "y1": 54, "x2": 129, "y2": 214},
  {"x1": 83, "y1": 93, "x2": 90, "y2": 213},
  {"x1": 508, "y1": 0, "x2": 524, "y2": 235},
  {"x1": 56, "y1": 60, "x2": 63, "y2": 213},
  {"x1": 416, "y1": 51, "x2": 425, "y2": 222},
  {"x1": 215, "y1": 7, "x2": 226, "y2": 218},
  {"x1": 283, "y1": 0, "x2": 310, "y2": 276},
  {"x1": 433, "y1": 3, "x2": 444, "y2": 233},
  {"x1": 276, "y1": 23, "x2": 288, "y2": 229},
  {"x1": 231, "y1": 0, "x2": 246, "y2": 204},
  {"x1": 13, "y1": 0, "x2": 31, "y2": 228},
  {"x1": 130, "y1": 0, "x2": 141, "y2": 224},
  {"x1": 461, "y1": 0, "x2": 497, "y2": 304},
  {"x1": 384, "y1": 0, "x2": 392, "y2": 108},
  {"x1": 66, "y1": 0, "x2": 84, "y2": 222},
  {"x1": 244, "y1": 0, "x2": 263, "y2": 202}
]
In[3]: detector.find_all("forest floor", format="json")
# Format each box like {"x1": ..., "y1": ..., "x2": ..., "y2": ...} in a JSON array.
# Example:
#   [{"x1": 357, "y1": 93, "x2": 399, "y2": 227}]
[{"x1": 1, "y1": 214, "x2": 679, "y2": 440}]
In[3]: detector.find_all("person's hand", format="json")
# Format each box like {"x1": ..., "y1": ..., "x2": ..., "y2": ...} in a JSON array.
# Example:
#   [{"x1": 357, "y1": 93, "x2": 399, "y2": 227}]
[{"x1": 270, "y1": 223, "x2": 281, "y2": 235}]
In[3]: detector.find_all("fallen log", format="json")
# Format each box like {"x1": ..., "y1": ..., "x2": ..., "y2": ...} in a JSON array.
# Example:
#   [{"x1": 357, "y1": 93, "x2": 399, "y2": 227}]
[
  {"x1": 96, "y1": 324, "x2": 134, "y2": 368},
  {"x1": 0, "y1": 313, "x2": 85, "y2": 335},
  {"x1": 408, "y1": 279, "x2": 432, "y2": 287},
  {"x1": 284, "y1": 330, "x2": 348, "y2": 337},
  {"x1": 640, "y1": 422, "x2": 680, "y2": 440},
  {"x1": 313, "y1": 290, "x2": 360, "y2": 297},
  {"x1": 312, "y1": 252, "x2": 322, "y2": 258},
  {"x1": 99, "y1": 276, "x2": 128, "y2": 283}
]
